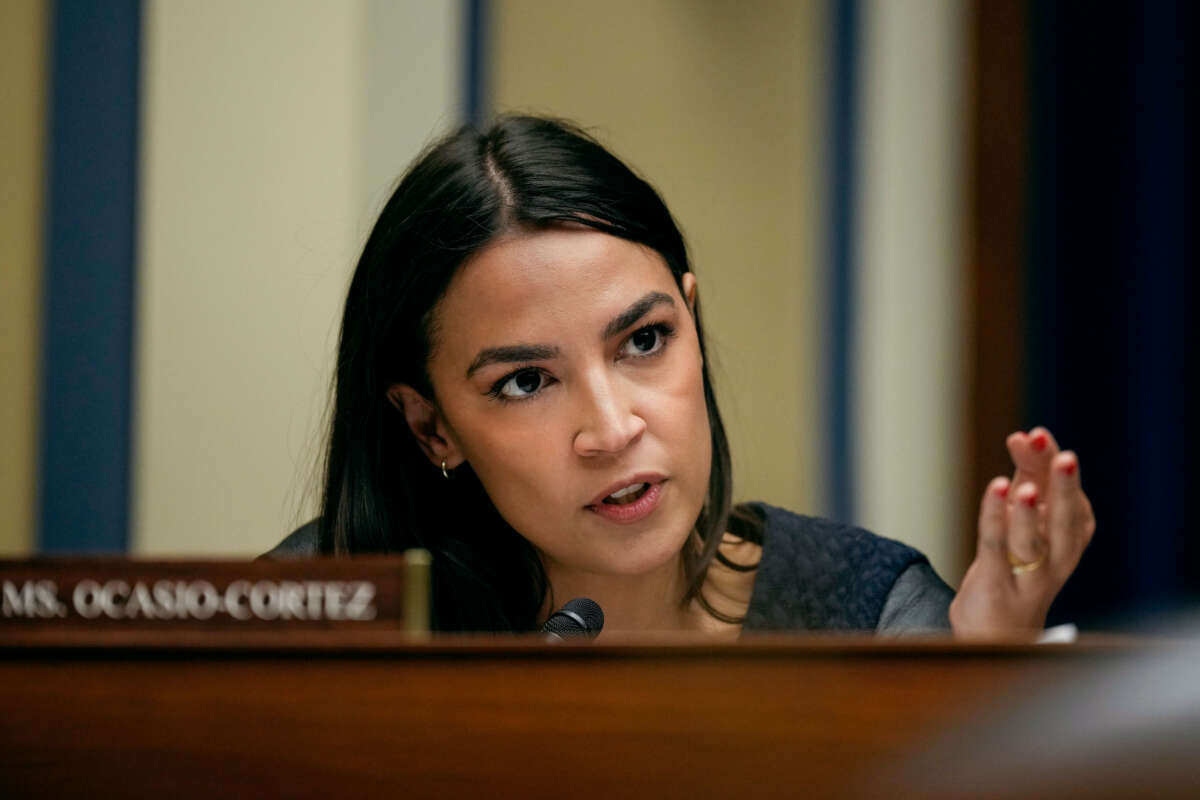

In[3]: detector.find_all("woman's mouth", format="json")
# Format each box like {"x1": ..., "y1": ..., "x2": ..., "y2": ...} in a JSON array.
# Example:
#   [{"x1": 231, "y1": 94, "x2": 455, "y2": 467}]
[
  {"x1": 587, "y1": 479, "x2": 665, "y2": 523},
  {"x1": 603, "y1": 482, "x2": 650, "y2": 505}
]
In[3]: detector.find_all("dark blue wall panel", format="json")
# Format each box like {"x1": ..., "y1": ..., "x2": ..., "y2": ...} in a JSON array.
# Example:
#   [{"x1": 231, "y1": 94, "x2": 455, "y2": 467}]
[
  {"x1": 1026, "y1": 0, "x2": 1196, "y2": 626},
  {"x1": 38, "y1": 0, "x2": 141, "y2": 553},
  {"x1": 463, "y1": 0, "x2": 490, "y2": 126},
  {"x1": 826, "y1": 0, "x2": 860, "y2": 524}
]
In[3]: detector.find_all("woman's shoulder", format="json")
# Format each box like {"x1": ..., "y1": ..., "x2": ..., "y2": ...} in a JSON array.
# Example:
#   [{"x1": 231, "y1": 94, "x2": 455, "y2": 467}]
[
  {"x1": 738, "y1": 502, "x2": 952, "y2": 633},
  {"x1": 737, "y1": 501, "x2": 925, "y2": 563},
  {"x1": 261, "y1": 519, "x2": 320, "y2": 559}
]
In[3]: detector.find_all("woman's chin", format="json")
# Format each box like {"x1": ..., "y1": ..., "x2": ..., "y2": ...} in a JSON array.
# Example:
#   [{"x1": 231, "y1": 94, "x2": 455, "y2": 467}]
[{"x1": 561, "y1": 526, "x2": 694, "y2": 579}]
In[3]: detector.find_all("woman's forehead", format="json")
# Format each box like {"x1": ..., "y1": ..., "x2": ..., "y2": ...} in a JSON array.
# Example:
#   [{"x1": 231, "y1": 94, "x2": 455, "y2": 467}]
[{"x1": 434, "y1": 229, "x2": 678, "y2": 346}]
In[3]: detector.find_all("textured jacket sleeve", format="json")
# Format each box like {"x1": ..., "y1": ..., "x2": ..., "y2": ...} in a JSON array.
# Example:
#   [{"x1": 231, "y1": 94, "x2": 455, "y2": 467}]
[
  {"x1": 875, "y1": 562, "x2": 954, "y2": 635},
  {"x1": 261, "y1": 519, "x2": 320, "y2": 559},
  {"x1": 741, "y1": 503, "x2": 954, "y2": 633}
]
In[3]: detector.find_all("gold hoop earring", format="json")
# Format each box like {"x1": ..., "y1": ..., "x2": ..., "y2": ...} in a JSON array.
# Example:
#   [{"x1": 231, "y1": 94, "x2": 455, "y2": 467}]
[{"x1": 441, "y1": 460, "x2": 451, "y2": 480}]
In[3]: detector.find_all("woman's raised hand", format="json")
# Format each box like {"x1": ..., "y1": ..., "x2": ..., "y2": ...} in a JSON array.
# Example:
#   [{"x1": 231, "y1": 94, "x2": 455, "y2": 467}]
[{"x1": 949, "y1": 427, "x2": 1096, "y2": 638}]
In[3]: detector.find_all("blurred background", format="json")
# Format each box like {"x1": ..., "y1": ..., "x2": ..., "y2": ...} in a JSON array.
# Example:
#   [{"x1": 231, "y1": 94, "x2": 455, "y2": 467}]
[{"x1": 0, "y1": 0, "x2": 1193, "y2": 629}]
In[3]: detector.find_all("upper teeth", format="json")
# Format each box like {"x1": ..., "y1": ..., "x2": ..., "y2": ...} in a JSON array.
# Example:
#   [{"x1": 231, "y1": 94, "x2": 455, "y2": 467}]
[{"x1": 608, "y1": 483, "x2": 646, "y2": 500}]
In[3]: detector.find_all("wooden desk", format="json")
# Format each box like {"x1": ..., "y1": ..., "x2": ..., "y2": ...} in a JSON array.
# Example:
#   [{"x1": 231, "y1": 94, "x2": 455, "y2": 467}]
[{"x1": 0, "y1": 631, "x2": 1147, "y2": 798}]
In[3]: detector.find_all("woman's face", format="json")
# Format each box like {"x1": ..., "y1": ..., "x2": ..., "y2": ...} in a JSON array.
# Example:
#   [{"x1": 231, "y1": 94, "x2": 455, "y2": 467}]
[{"x1": 416, "y1": 227, "x2": 712, "y2": 579}]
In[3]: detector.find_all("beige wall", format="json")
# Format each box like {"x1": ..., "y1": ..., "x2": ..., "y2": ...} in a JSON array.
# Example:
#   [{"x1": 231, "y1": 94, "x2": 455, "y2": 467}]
[
  {"x1": 493, "y1": 0, "x2": 827, "y2": 515},
  {"x1": 134, "y1": 0, "x2": 461, "y2": 555},
  {"x1": 0, "y1": 0, "x2": 46, "y2": 556},
  {"x1": 854, "y1": 0, "x2": 967, "y2": 581},
  {"x1": 5, "y1": 0, "x2": 969, "y2": 568}
]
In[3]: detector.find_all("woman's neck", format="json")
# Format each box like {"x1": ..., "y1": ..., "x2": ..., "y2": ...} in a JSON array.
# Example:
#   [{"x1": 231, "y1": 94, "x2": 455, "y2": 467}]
[
  {"x1": 538, "y1": 535, "x2": 760, "y2": 638},
  {"x1": 540, "y1": 554, "x2": 694, "y2": 635}
]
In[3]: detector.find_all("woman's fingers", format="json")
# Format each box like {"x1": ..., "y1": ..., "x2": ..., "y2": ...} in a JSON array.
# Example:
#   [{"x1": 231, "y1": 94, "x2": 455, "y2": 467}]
[
  {"x1": 955, "y1": 434, "x2": 1091, "y2": 640},
  {"x1": 1006, "y1": 427, "x2": 1061, "y2": 501},
  {"x1": 1008, "y1": 481, "x2": 1049, "y2": 578},
  {"x1": 1046, "y1": 451, "x2": 1095, "y2": 577},
  {"x1": 974, "y1": 477, "x2": 1014, "y2": 584}
]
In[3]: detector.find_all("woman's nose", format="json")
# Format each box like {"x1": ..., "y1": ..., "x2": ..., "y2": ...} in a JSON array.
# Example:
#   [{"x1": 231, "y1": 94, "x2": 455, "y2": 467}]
[{"x1": 572, "y1": 374, "x2": 646, "y2": 457}]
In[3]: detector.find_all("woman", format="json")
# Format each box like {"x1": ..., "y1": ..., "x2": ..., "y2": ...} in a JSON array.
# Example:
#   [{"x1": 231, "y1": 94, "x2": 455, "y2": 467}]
[{"x1": 268, "y1": 116, "x2": 1094, "y2": 638}]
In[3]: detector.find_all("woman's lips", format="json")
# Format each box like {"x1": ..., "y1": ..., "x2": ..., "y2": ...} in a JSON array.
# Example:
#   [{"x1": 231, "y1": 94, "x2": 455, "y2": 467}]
[
  {"x1": 586, "y1": 480, "x2": 666, "y2": 524},
  {"x1": 588, "y1": 473, "x2": 668, "y2": 506}
]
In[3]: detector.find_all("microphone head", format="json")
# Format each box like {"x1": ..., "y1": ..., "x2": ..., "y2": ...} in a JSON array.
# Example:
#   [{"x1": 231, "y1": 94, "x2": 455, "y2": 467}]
[{"x1": 540, "y1": 597, "x2": 604, "y2": 639}]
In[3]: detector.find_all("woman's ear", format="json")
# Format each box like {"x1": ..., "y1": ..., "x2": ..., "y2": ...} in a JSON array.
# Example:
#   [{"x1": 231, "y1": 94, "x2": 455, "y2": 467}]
[
  {"x1": 681, "y1": 272, "x2": 698, "y2": 314},
  {"x1": 386, "y1": 384, "x2": 465, "y2": 469}
]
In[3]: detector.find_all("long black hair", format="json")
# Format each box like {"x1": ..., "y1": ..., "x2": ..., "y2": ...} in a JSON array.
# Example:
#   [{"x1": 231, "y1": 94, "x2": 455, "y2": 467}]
[{"x1": 319, "y1": 116, "x2": 735, "y2": 631}]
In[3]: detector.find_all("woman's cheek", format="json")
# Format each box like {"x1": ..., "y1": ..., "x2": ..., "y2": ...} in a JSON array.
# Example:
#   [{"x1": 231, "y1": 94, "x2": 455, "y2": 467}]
[
  {"x1": 463, "y1": 416, "x2": 574, "y2": 512},
  {"x1": 654, "y1": 348, "x2": 711, "y2": 493}
]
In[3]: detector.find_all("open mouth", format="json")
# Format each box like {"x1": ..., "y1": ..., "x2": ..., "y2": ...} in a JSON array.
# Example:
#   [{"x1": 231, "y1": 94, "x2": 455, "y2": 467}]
[{"x1": 602, "y1": 482, "x2": 651, "y2": 505}]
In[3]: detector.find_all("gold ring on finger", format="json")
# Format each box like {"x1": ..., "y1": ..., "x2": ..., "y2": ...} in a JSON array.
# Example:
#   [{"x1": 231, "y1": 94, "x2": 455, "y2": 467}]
[{"x1": 1008, "y1": 551, "x2": 1047, "y2": 575}]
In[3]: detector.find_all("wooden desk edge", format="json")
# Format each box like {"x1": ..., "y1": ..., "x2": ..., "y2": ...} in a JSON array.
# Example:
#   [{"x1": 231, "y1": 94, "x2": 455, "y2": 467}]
[{"x1": 0, "y1": 628, "x2": 1167, "y2": 658}]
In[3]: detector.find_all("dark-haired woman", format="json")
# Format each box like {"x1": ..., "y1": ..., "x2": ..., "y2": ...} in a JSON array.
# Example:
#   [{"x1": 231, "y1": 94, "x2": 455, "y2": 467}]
[{"x1": 268, "y1": 116, "x2": 1094, "y2": 638}]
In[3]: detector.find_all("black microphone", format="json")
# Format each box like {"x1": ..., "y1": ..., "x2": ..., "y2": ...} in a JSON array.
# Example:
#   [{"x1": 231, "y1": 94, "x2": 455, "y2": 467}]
[{"x1": 540, "y1": 597, "x2": 604, "y2": 640}]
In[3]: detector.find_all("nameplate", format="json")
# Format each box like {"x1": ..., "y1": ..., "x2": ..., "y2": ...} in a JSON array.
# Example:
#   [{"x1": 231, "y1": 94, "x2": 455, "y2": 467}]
[{"x1": 0, "y1": 556, "x2": 428, "y2": 631}]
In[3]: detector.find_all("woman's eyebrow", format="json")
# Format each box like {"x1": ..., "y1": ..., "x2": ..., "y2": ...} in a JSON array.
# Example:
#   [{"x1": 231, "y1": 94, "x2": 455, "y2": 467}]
[
  {"x1": 602, "y1": 291, "x2": 675, "y2": 339},
  {"x1": 466, "y1": 344, "x2": 559, "y2": 378},
  {"x1": 464, "y1": 291, "x2": 675, "y2": 378}
]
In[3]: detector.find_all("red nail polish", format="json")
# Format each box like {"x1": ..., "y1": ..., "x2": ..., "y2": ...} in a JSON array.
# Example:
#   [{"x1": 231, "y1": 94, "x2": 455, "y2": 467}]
[
  {"x1": 1031, "y1": 432, "x2": 1049, "y2": 452},
  {"x1": 1061, "y1": 459, "x2": 1077, "y2": 476},
  {"x1": 1022, "y1": 489, "x2": 1038, "y2": 508},
  {"x1": 997, "y1": 482, "x2": 1010, "y2": 499}
]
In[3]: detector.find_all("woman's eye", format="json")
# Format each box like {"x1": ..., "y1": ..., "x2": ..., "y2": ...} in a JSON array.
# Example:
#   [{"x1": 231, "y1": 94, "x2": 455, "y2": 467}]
[
  {"x1": 495, "y1": 368, "x2": 544, "y2": 400},
  {"x1": 621, "y1": 324, "x2": 672, "y2": 358}
]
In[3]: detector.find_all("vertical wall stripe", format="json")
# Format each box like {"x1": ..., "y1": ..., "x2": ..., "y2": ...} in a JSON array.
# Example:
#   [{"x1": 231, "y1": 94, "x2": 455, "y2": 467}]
[
  {"x1": 825, "y1": 0, "x2": 859, "y2": 524},
  {"x1": 365, "y1": 0, "x2": 463, "y2": 208},
  {"x1": 853, "y1": 0, "x2": 967, "y2": 581},
  {"x1": 1132, "y1": 2, "x2": 1187, "y2": 600},
  {"x1": 38, "y1": 0, "x2": 140, "y2": 553},
  {"x1": 965, "y1": 0, "x2": 1027, "y2": 575},
  {"x1": 463, "y1": 0, "x2": 490, "y2": 125},
  {"x1": 0, "y1": 0, "x2": 48, "y2": 556},
  {"x1": 1127, "y1": 0, "x2": 1192, "y2": 607}
]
